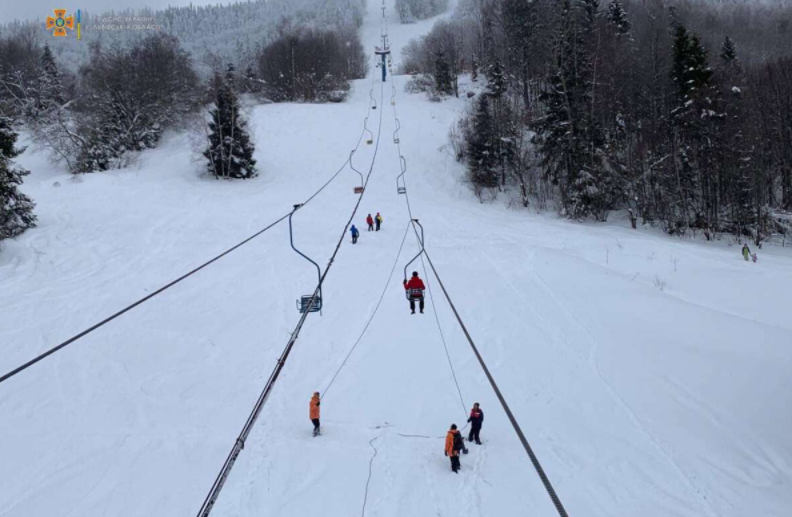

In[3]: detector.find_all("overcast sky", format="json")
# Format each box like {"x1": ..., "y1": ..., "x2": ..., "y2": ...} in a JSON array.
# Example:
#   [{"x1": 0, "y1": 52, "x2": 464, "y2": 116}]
[{"x1": 3, "y1": 0, "x2": 221, "y2": 24}]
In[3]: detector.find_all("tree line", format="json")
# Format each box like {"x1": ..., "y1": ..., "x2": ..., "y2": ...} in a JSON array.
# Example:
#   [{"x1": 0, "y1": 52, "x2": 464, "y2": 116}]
[
  {"x1": 0, "y1": 20, "x2": 366, "y2": 244},
  {"x1": 404, "y1": 0, "x2": 792, "y2": 245}
]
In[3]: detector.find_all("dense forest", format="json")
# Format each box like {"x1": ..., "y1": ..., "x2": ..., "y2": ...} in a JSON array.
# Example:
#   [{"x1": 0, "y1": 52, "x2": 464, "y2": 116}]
[
  {"x1": 0, "y1": 0, "x2": 367, "y2": 73},
  {"x1": 403, "y1": 0, "x2": 792, "y2": 244}
]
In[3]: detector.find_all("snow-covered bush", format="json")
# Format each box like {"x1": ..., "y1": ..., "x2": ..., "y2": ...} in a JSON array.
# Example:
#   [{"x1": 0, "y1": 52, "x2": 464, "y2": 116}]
[{"x1": 72, "y1": 34, "x2": 200, "y2": 172}]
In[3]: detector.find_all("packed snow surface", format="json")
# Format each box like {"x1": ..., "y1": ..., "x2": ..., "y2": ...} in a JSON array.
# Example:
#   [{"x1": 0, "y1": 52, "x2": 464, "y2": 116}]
[{"x1": 2, "y1": 1, "x2": 791, "y2": 516}]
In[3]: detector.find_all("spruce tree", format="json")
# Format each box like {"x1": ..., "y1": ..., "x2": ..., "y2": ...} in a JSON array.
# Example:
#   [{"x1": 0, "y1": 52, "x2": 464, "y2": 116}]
[
  {"x1": 720, "y1": 36, "x2": 737, "y2": 64},
  {"x1": 204, "y1": 65, "x2": 257, "y2": 179},
  {"x1": 607, "y1": 0, "x2": 631, "y2": 36},
  {"x1": 486, "y1": 58, "x2": 507, "y2": 98},
  {"x1": 670, "y1": 23, "x2": 722, "y2": 234},
  {"x1": 38, "y1": 45, "x2": 64, "y2": 113},
  {"x1": 434, "y1": 50, "x2": 453, "y2": 95},
  {"x1": 535, "y1": 0, "x2": 611, "y2": 220},
  {"x1": 466, "y1": 95, "x2": 499, "y2": 192},
  {"x1": 0, "y1": 117, "x2": 36, "y2": 241}
]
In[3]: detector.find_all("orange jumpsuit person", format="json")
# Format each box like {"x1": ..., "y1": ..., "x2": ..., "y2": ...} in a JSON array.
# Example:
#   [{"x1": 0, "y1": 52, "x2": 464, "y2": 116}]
[
  {"x1": 310, "y1": 392, "x2": 321, "y2": 436},
  {"x1": 444, "y1": 424, "x2": 462, "y2": 473}
]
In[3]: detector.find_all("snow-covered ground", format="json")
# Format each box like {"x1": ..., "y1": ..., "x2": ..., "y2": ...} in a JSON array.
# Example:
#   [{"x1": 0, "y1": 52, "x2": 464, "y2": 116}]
[{"x1": 2, "y1": 1, "x2": 792, "y2": 516}]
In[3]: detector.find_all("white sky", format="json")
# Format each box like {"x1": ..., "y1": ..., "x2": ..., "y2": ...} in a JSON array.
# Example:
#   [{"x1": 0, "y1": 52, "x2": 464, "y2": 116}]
[{"x1": 2, "y1": 0, "x2": 221, "y2": 24}]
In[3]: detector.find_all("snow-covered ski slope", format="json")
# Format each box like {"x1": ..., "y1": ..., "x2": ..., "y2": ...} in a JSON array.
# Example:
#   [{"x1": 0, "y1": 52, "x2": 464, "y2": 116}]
[{"x1": 2, "y1": 1, "x2": 792, "y2": 516}]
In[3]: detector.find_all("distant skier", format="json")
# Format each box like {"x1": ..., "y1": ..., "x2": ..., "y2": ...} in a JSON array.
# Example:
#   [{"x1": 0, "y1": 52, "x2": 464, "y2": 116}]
[
  {"x1": 351, "y1": 225, "x2": 359, "y2": 244},
  {"x1": 366, "y1": 214, "x2": 374, "y2": 232},
  {"x1": 403, "y1": 271, "x2": 426, "y2": 314},
  {"x1": 444, "y1": 424, "x2": 464, "y2": 473},
  {"x1": 310, "y1": 392, "x2": 321, "y2": 436},
  {"x1": 375, "y1": 212, "x2": 383, "y2": 231},
  {"x1": 742, "y1": 244, "x2": 751, "y2": 261},
  {"x1": 467, "y1": 403, "x2": 484, "y2": 445}
]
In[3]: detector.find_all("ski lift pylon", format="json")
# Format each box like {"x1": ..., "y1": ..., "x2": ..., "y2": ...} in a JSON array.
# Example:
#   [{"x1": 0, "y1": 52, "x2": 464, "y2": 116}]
[{"x1": 289, "y1": 205, "x2": 322, "y2": 314}]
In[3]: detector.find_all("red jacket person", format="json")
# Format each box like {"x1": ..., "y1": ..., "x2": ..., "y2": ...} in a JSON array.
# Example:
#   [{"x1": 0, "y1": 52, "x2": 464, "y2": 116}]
[{"x1": 403, "y1": 271, "x2": 425, "y2": 314}]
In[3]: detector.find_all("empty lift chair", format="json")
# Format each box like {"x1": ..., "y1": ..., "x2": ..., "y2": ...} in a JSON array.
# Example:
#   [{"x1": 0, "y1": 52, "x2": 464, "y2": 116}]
[
  {"x1": 350, "y1": 150, "x2": 365, "y2": 194},
  {"x1": 396, "y1": 156, "x2": 407, "y2": 195},
  {"x1": 365, "y1": 117, "x2": 374, "y2": 145},
  {"x1": 289, "y1": 205, "x2": 322, "y2": 314}
]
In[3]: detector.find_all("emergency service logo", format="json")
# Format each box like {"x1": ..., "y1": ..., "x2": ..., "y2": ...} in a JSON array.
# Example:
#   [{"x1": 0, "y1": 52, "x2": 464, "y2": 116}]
[{"x1": 46, "y1": 9, "x2": 82, "y2": 39}]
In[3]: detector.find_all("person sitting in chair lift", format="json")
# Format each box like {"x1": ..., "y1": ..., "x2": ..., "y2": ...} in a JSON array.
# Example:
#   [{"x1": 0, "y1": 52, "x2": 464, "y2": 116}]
[{"x1": 403, "y1": 271, "x2": 425, "y2": 314}]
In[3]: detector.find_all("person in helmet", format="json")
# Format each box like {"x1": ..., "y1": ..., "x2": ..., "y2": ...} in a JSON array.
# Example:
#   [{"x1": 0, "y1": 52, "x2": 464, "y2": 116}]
[
  {"x1": 444, "y1": 424, "x2": 464, "y2": 473},
  {"x1": 467, "y1": 403, "x2": 484, "y2": 445},
  {"x1": 403, "y1": 271, "x2": 425, "y2": 314}
]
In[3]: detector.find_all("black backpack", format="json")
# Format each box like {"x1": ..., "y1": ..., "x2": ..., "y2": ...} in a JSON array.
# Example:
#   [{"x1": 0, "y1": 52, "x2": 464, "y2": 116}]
[{"x1": 453, "y1": 432, "x2": 464, "y2": 451}]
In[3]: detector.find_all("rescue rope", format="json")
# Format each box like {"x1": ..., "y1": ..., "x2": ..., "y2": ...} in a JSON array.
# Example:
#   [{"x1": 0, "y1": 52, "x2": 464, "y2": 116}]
[
  {"x1": 195, "y1": 79, "x2": 387, "y2": 517},
  {"x1": 322, "y1": 222, "x2": 411, "y2": 399},
  {"x1": 418, "y1": 250, "x2": 467, "y2": 415}
]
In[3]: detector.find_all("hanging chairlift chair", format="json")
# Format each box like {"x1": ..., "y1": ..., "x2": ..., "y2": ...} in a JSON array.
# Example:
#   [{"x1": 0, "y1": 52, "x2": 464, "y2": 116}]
[
  {"x1": 364, "y1": 117, "x2": 374, "y2": 145},
  {"x1": 289, "y1": 205, "x2": 323, "y2": 314},
  {"x1": 350, "y1": 150, "x2": 365, "y2": 194},
  {"x1": 396, "y1": 155, "x2": 407, "y2": 195},
  {"x1": 403, "y1": 220, "x2": 425, "y2": 300}
]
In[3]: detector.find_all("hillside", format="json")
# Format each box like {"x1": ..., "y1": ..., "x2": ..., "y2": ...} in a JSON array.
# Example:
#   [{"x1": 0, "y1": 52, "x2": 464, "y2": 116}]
[{"x1": 1, "y1": 1, "x2": 792, "y2": 516}]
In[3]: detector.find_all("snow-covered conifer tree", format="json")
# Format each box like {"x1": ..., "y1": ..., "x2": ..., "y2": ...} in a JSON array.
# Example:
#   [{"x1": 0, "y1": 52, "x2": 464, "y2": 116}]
[{"x1": 0, "y1": 116, "x2": 36, "y2": 241}]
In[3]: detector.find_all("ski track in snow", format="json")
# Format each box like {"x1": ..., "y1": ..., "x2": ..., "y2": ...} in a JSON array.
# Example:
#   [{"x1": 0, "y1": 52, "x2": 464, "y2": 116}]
[{"x1": 2, "y1": 0, "x2": 792, "y2": 516}]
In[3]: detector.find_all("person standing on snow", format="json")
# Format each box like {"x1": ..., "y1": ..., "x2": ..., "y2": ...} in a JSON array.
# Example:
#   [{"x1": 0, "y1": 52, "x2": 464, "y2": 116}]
[
  {"x1": 445, "y1": 424, "x2": 464, "y2": 473},
  {"x1": 742, "y1": 243, "x2": 752, "y2": 261},
  {"x1": 375, "y1": 212, "x2": 383, "y2": 231},
  {"x1": 366, "y1": 214, "x2": 374, "y2": 232},
  {"x1": 403, "y1": 271, "x2": 426, "y2": 314},
  {"x1": 310, "y1": 392, "x2": 321, "y2": 436},
  {"x1": 351, "y1": 225, "x2": 360, "y2": 244},
  {"x1": 467, "y1": 403, "x2": 484, "y2": 445}
]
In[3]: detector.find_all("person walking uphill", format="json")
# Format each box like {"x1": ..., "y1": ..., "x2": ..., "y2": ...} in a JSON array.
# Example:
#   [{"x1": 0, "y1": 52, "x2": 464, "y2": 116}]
[
  {"x1": 403, "y1": 271, "x2": 426, "y2": 314},
  {"x1": 467, "y1": 403, "x2": 484, "y2": 445},
  {"x1": 351, "y1": 225, "x2": 359, "y2": 244},
  {"x1": 375, "y1": 212, "x2": 383, "y2": 231},
  {"x1": 366, "y1": 214, "x2": 374, "y2": 232},
  {"x1": 310, "y1": 392, "x2": 321, "y2": 436},
  {"x1": 445, "y1": 424, "x2": 464, "y2": 473},
  {"x1": 742, "y1": 243, "x2": 752, "y2": 261}
]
